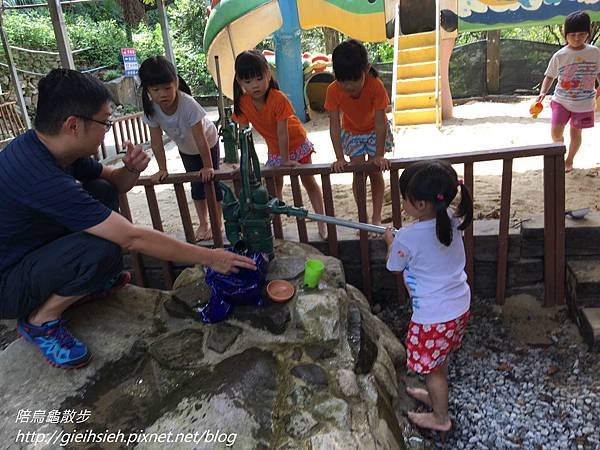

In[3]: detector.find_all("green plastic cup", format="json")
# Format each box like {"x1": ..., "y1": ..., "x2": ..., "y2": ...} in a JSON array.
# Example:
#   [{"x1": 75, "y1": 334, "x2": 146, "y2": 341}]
[{"x1": 304, "y1": 259, "x2": 325, "y2": 289}]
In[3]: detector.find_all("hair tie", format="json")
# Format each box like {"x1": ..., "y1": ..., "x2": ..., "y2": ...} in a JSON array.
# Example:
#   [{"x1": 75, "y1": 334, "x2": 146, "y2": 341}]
[
  {"x1": 457, "y1": 179, "x2": 464, "y2": 186},
  {"x1": 436, "y1": 193, "x2": 444, "y2": 201}
]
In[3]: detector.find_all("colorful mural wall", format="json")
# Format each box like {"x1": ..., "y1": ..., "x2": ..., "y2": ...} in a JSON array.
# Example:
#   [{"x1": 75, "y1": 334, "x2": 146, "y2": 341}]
[{"x1": 459, "y1": 0, "x2": 600, "y2": 31}]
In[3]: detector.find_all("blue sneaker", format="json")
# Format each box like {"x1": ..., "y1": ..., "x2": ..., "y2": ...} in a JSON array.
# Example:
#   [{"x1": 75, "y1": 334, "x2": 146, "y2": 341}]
[{"x1": 17, "y1": 319, "x2": 91, "y2": 369}]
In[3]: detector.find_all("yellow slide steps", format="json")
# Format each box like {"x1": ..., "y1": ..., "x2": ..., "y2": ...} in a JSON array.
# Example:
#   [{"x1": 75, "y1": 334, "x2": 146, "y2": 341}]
[{"x1": 393, "y1": 31, "x2": 440, "y2": 126}]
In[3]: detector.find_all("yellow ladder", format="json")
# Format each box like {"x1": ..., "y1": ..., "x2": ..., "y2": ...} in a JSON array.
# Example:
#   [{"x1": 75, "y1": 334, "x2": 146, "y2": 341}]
[{"x1": 392, "y1": 30, "x2": 441, "y2": 127}]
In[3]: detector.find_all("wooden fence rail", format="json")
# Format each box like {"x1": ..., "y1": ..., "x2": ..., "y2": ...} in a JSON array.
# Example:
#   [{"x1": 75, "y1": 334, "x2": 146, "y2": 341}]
[{"x1": 122, "y1": 143, "x2": 566, "y2": 306}]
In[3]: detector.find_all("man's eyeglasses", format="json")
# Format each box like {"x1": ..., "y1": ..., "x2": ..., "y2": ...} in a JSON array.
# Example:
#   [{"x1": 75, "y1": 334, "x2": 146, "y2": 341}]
[{"x1": 75, "y1": 115, "x2": 113, "y2": 131}]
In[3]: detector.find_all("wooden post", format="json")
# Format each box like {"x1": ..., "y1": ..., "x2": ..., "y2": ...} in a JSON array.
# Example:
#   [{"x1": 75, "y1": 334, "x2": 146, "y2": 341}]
[
  {"x1": 47, "y1": 0, "x2": 75, "y2": 69},
  {"x1": 0, "y1": 14, "x2": 31, "y2": 129},
  {"x1": 156, "y1": 0, "x2": 176, "y2": 67},
  {"x1": 486, "y1": 30, "x2": 500, "y2": 95}
]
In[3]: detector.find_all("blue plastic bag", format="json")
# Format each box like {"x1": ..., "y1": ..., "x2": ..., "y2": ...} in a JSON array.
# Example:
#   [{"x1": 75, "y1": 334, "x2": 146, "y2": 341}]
[{"x1": 197, "y1": 243, "x2": 269, "y2": 323}]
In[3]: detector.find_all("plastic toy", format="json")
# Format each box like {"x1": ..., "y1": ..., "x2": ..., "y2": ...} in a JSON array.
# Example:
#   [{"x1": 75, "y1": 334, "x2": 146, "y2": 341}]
[{"x1": 529, "y1": 101, "x2": 543, "y2": 119}]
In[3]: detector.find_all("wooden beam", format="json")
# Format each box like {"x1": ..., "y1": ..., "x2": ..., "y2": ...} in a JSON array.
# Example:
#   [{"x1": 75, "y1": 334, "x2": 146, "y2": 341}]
[
  {"x1": 47, "y1": 0, "x2": 74, "y2": 69},
  {"x1": 486, "y1": 30, "x2": 500, "y2": 95}
]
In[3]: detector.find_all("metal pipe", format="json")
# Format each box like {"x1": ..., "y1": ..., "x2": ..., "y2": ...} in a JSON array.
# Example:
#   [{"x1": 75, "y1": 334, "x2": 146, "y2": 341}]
[{"x1": 304, "y1": 212, "x2": 392, "y2": 235}]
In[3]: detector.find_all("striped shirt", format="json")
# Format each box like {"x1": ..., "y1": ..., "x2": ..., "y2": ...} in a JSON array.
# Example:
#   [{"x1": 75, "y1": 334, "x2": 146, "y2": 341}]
[{"x1": 0, "y1": 130, "x2": 111, "y2": 272}]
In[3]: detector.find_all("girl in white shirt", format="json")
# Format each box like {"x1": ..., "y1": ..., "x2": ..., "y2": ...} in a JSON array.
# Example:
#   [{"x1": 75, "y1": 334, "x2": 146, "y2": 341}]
[
  {"x1": 384, "y1": 159, "x2": 473, "y2": 439},
  {"x1": 139, "y1": 56, "x2": 222, "y2": 242}
]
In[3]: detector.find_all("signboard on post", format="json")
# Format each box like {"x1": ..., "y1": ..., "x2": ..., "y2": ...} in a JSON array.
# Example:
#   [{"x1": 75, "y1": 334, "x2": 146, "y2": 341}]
[{"x1": 121, "y1": 48, "x2": 139, "y2": 77}]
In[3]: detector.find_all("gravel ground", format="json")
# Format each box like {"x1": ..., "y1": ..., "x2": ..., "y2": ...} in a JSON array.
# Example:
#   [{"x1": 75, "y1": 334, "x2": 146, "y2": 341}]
[{"x1": 377, "y1": 295, "x2": 600, "y2": 450}]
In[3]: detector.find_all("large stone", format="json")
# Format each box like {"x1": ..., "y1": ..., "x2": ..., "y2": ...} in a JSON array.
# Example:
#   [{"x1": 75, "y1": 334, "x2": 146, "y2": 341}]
[
  {"x1": 313, "y1": 397, "x2": 350, "y2": 428},
  {"x1": 0, "y1": 241, "x2": 414, "y2": 449},
  {"x1": 148, "y1": 328, "x2": 205, "y2": 369},
  {"x1": 103, "y1": 76, "x2": 142, "y2": 108},
  {"x1": 207, "y1": 323, "x2": 243, "y2": 354},
  {"x1": 291, "y1": 363, "x2": 328, "y2": 386},
  {"x1": 142, "y1": 348, "x2": 278, "y2": 450},
  {"x1": 347, "y1": 301, "x2": 378, "y2": 375},
  {"x1": 296, "y1": 292, "x2": 340, "y2": 343},
  {"x1": 266, "y1": 256, "x2": 306, "y2": 281},
  {"x1": 284, "y1": 411, "x2": 318, "y2": 438},
  {"x1": 231, "y1": 302, "x2": 290, "y2": 335}
]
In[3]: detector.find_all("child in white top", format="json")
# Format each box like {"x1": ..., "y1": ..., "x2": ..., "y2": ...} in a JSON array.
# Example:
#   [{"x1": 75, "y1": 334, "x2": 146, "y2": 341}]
[
  {"x1": 384, "y1": 159, "x2": 473, "y2": 438},
  {"x1": 536, "y1": 11, "x2": 600, "y2": 172},
  {"x1": 139, "y1": 56, "x2": 222, "y2": 242}
]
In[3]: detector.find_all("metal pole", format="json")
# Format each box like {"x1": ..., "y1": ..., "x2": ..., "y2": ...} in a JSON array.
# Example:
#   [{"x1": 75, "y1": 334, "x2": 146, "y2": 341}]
[
  {"x1": 47, "y1": 0, "x2": 74, "y2": 69},
  {"x1": 304, "y1": 212, "x2": 391, "y2": 235},
  {"x1": 215, "y1": 56, "x2": 225, "y2": 125},
  {"x1": 156, "y1": 0, "x2": 175, "y2": 67},
  {"x1": 0, "y1": 13, "x2": 31, "y2": 128}
]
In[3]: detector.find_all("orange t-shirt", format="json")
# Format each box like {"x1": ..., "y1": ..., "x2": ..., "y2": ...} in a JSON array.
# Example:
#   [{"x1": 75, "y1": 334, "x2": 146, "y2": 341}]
[
  {"x1": 324, "y1": 74, "x2": 389, "y2": 134},
  {"x1": 232, "y1": 89, "x2": 307, "y2": 156}
]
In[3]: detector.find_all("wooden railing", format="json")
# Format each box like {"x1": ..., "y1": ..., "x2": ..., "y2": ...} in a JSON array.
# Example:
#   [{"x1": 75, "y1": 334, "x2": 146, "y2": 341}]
[
  {"x1": 119, "y1": 143, "x2": 566, "y2": 307},
  {"x1": 0, "y1": 101, "x2": 27, "y2": 148},
  {"x1": 97, "y1": 112, "x2": 150, "y2": 160}
]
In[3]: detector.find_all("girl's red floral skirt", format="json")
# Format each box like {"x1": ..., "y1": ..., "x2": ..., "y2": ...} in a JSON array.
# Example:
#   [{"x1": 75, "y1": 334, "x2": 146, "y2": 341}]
[{"x1": 405, "y1": 311, "x2": 470, "y2": 374}]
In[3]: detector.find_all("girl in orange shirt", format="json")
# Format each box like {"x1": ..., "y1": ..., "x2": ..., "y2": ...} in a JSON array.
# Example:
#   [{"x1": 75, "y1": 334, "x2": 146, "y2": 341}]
[
  {"x1": 232, "y1": 50, "x2": 327, "y2": 239},
  {"x1": 325, "y1": 39, "x2": 394, "y2": 231}
]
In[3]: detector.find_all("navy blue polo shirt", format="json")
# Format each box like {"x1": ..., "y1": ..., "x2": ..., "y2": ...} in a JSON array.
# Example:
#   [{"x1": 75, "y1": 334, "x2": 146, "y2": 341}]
[{"x1": 0, "y1": 130, "x2": 111, "y2": 272}]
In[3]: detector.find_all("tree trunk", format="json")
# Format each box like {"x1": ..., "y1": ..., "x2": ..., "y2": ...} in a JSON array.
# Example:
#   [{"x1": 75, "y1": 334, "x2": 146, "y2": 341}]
[{"x1": 323, "y1": 28, "x2": 340, "y2": 55}]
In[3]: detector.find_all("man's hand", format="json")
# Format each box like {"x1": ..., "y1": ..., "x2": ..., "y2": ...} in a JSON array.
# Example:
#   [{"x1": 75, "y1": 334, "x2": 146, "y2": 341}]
[
  {"x1": 122, "y1": 141, "x2": 150, "y2": 174},
  {"x1": 372, "y1": 156, "x2": 390, "y2": 171},
  {"x1": 199, "y1": 167, "x2": 215, "y2": 183},
  {"x1": 151, "y1": 169, "x2": 169, "y2": 183},
  {"x1": 331, "y1": 157, "x2": 348, "y2": 173},
  {"x1": 210, "y1": 248, "x2": 257, "y2": 274}
]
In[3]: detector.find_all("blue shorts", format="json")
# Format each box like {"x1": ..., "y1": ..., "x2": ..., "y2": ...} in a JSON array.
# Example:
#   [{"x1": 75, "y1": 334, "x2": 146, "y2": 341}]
[{"x1": 341, "y1": 121, "x2": 394, "y2": 158}]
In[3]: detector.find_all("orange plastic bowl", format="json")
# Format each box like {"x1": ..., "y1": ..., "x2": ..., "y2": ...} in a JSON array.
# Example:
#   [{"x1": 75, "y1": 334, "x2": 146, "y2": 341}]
[{"x1": 267, "y1": 280, "x2": 295, "y2": 303}]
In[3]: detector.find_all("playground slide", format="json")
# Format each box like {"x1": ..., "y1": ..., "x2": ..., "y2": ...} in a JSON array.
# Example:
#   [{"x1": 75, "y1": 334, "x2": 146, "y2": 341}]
[
  {"x1": 204, "y1": 0, "x2": 397, "y2": 100},
  {"x1": 203, "y1": 0, "x2": 283, "y2": 100},
  {"x1": 297, "y1": 0, "x2": 391, "y2": 43}
]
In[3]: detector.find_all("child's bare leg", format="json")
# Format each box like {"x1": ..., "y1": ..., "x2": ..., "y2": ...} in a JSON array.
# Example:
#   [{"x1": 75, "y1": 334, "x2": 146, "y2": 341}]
[
  {"x1": 551, "y1": 124, "x2": 565, "y2": 143},
  {"x1": 368, "y1": 170, "x2": 385, "y2": 226},
  {"x1": 301, "y1": 174, "x2": 327, "y2": 240},
  {"x1": 194, "y1": 199, "x2": 212, "y2": 241},
  {"x1": 350, "y1": 155, "x2": 366, "y2": 231},
  {"x1": 408, "y1": 360, "x2": 452, "y2": 430},
  {"x1": 565, "y1": 126, "x2": 582, "y2": 172},
  {"x1": 406, "y1": 386, "x2": 432, "y2": 406}
]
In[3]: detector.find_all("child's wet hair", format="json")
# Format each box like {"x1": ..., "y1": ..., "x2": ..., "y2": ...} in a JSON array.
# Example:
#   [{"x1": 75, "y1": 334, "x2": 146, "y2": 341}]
[
  {"x1": 564, "y1": 11, "x2": 591, "y2": 37},
  {"x1": 138, "y1": 55, "x2": 192, "y2": 117},
  {"x1": 399, "y1": 160, "x2": 473, "y2": 246},
  {"x1": 233, "y1": 50, "x2": 279, "y2": 116},
  {"x1": 331, "y1": 39, "x2": 378, "y2": 82}
]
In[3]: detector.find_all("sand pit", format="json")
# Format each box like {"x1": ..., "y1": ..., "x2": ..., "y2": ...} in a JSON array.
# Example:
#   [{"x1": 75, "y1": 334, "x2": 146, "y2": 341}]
[{"x1": 124, "y1": 97, "x2": 600, "y2": 236}]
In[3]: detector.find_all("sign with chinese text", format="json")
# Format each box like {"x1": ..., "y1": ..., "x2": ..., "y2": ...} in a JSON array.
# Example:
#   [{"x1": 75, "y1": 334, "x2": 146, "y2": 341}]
[{"x1": 121, "y1": 48, "x2": 139, "y2": 77}]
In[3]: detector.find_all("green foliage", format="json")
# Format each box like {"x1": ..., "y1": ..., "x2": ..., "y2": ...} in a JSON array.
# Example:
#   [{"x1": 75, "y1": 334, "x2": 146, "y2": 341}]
[
  {"x1": 66, "y1": 16, "x2": 129, "y2": 69},
  {"x1": 98, "y1": 69, "x2": 122, "y2": 81},
  {"x1": 132, "y1": 23, "x2": 165, "y2": 62},
  {"x1": 365, "y1": 42, "x2": 394, "y2": 63},
  {"x1": 2, "y1": 12, "x2": 56, "y2": 50}
]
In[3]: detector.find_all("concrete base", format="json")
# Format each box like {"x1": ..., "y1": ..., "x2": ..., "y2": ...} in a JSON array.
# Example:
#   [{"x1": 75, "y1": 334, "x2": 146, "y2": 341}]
[{"x1": 580, "y1": 308, "x2": 600, "y2": 347}]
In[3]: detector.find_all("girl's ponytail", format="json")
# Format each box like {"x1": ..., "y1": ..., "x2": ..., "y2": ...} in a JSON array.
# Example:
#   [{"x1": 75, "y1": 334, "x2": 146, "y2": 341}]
[
  {"x1": 233, "y1": 78, "x2": 243, "y2": 116},
  {"x1": 456, "y1": 181, "x2": 474, "y2": 231},
  {"x1": 142, "y1": 86, "x2": 154, "y2": 118},
  {"x1": 368, "y1": 66, "x2": 379, "y2": 78},
  {"x1": 177, "y1": 75, "x2": 192, "y2": 96},
  {"x1": 435, "y1": 193, "x2": 453, "y2": 246}
]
